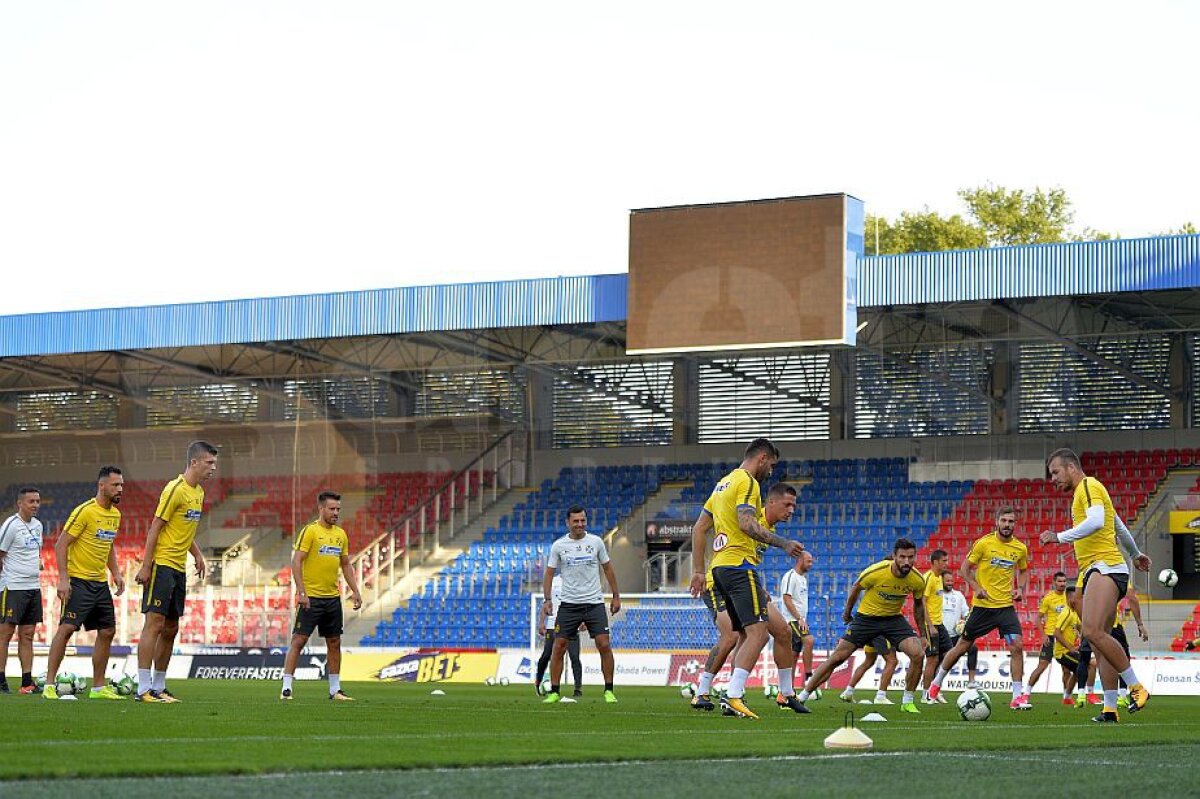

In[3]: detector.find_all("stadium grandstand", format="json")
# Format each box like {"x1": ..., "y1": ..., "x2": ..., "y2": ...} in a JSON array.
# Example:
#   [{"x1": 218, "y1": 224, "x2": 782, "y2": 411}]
[{"x1": 3, "y1": 232, "x2": 1200, "y2": 662}]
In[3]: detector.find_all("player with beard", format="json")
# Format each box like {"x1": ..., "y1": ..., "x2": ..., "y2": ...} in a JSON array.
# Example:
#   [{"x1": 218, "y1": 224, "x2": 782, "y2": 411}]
[
  {"x1": 689, "y1": 439, "x2": 803, "y2": 719},
  {"x1": 795, "y1": 538, "x2": 929, "y2": 714},
  {"x1": 689, "y1": 481, "x2": 809, "y2": 714},
  {"x1": 42, "y1": 467, "x2": 127, "y2": 700},
  {"x1": 927, "y1": 507, "x2": 1030, "y2": 709}
]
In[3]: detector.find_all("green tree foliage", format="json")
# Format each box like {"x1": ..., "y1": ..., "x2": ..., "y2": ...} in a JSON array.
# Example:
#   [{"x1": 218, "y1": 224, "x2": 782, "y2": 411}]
[
  {"x1": 958, "y1": 185, "x2": 1074, "y2": 246},
  {"x1": 864, "y1": 184, "x2": 1123, "y2": 255},
  {"x1": 864, "y1": 210, "x2": 986, "y2": 256}
]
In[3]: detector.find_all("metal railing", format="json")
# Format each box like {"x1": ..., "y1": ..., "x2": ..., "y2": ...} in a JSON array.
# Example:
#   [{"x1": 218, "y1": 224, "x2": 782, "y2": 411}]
[{"x1": 348, "y1": 429, "x2": 525, "y2": 611}]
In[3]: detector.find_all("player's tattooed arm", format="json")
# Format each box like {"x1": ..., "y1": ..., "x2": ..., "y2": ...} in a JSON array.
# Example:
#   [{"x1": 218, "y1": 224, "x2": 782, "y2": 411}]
[{"x1": 737, "y1": 507, "x2": 803, "y2": 556}]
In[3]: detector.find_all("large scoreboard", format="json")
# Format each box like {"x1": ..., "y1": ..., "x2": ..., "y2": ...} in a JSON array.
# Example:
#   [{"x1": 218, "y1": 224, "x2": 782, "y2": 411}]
[{"x1": 626, "y1": 194, "x2": 864, "y2": 354}]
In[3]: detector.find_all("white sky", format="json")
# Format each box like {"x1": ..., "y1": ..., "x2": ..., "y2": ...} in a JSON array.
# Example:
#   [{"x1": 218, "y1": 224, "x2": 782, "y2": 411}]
[{"x1": 2, "y1": 1, "x2": 1197, "y2": 315}]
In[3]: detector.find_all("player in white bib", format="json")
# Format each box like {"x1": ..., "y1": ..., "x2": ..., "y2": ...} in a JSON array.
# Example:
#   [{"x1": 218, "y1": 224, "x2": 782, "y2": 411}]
[
  {"x1": 778, "y1": 551, "x2": 817, "y2": 698},
  {"x1": 0, "y1": 487, "x2": 45, "y2": 694}
]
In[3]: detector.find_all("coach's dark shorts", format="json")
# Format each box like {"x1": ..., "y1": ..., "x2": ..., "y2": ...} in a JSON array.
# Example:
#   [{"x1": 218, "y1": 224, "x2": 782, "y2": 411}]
[
  {"x1": 555, "y1": 602, "x2": 609, "y2": 641},
  {"x1": 701, "y1": 583, "x2": 727, "y2": 620},
  {"x1": 925, "y1": 622, "x2": 952, "y2": 658},
  {"x1": 294, "y1": 596, "x2": 343, "y2": 638},
  {"x1": 142, "y1": 564, "x2": 187, "y2": 620},
  {"x1": 712, "y1": 566, "x2": 769, "y2": 632},
  {"x1": 63, "y1": 578, "x2": 115, "y2": 631},
  {"x1": 1039, "y1": 635, "x2": 1056, "y2": 661},
  {"x1": 844, "y1": 613, "x2": 917, "y2": 650},
  {"x1": 0, "y1": 588, "x2": 42, "y2": 626},
  {"x1": 788, "y1": 620, "x2": 811, "y2": 652},
  {"x1": 961, "y1": 606, "x2": 1022, "y2": 643},
  {"x1": 1081, "y1": 567, "x2": 1129, "y2": 601}
]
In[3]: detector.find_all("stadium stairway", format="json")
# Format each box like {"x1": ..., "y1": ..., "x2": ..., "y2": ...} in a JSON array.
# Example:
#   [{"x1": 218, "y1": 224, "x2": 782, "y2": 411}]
[
  {"x1": 610, "y1": 480, "x2": 693, "y2": 591},
  {"x1": 343, "y1": 486, "x2": 523, "y2": 644}
]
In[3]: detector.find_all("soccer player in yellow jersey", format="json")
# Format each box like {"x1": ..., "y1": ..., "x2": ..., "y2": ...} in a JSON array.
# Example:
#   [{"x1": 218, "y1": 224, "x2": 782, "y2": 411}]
[
  {"x1": 796, "y1": 538, "x2": 929, "y2": 714},
  {"x1": 1040, "y1": 448, "x2": 1152, "y2": 723},
  {"x1": 42, "y1": 467, "x2": 127, "y2": 701},
  {"x1": 688, "y1": 438, "x2": 802, "y2": 719},
  {"x1": 919, "y1": 549, "x2": 951, "y2": 703},
  {"x1": 927, "y1": 507, "x2": 1030, "y2": 709},
  {"x1": 1027, "y1": 571, "x2": 1070, "y2": 695},
  {"x1": 134, "y1": 440, "x2": 218, "y2": 702},
  {"x1": 281, "y1": 491, "x2": 363, "y2": 700},
  {"x1": 1052, "y1": 588, "x2": 1082, "y2": 703},
  {"x1": 689, "y1": 481, "x2": 808, "y2": 715}
]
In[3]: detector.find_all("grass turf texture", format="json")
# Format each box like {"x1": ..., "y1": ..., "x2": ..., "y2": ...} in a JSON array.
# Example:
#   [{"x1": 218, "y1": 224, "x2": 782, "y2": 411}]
[{"x1": 3, "y1": 682, "x2": 1198, "y2": 797}]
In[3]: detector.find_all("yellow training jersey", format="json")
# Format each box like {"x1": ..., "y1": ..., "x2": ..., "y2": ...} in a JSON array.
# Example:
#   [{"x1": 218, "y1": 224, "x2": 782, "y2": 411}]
[
  {"x1": 61, "y1": 499, "x2": 121, "y2": 582},
  {"x1": 966, "y1": 532, "x2": 1028, "y2": 609},
  {"x1": 706, "y1": 469, "x2": 765, "y2": 570},
  {"x1": 855, "y1": 559, "x2": 926, "y2": 617},
  {"x1": 703, "y1": 505, "x2": 773, "y2": 590},
  {"x1": 923, "y1": 568, "x2": 944, "y2": 625},
  {"x1": 153, "y1": 475, "x2": 205, "y2": 572},
  {"x1": 1070, "y1": 477, "x2": 1123, "y2": 580},
  {"x1": 1052, "y1": 608, "x2": 1081, "y2": 659},
  {"x1": 294, "y1": 521, "x2": 348, "y2": 598},
  {"x1": 1039, "y1": 590, "x2": 1068, "y2": 635}
]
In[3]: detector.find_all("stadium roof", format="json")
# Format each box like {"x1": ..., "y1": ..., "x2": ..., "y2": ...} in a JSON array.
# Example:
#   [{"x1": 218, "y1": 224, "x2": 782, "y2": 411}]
[{"x1": 2, "y1": 234, "x2": 1198, "y2": 359}]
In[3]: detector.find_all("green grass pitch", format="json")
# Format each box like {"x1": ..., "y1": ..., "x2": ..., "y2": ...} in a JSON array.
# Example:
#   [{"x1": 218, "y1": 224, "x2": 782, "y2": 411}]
[{"x1": 3, "y1": 681, "x2": 1198, "y2": 798}]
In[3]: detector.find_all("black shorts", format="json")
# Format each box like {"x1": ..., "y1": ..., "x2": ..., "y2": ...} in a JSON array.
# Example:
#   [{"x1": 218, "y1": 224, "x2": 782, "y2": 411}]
[
  {"x1": 554, "y1": 602, "x2": 609, "y2": 641},
  {"x1": 960, "y1": 605, "x2": 1022, "y2": 643},
  {"x1": 142, "y1": 564, "x2": 187, "y2": 620},
  {"x1": 1057, "y1": 650, "x2": 1080, "y2": 671},
  {"x1": 788, "y1": 620, "x2": 811, "y2": 652},
  {"x1": 62, "y1": 578, "x2": 115, "y2": 631},
  {"x1": 925, "y1": 623, "x2": 952, "y2": 658},
  {"x1": 0, "y1": 588, "x2": 42, "y2": 626},
  {"x1": 293, "y1": 596, "x2": 343, "y2": 638},
  {"x1": 711, "y1": 566, "x2": 769, "y2": 632},
  {"x1": 864, "y1": 635, "x2": 893, "y2": 656},
  {"x1": 701, "y1": 584, "x2": 726, "y2": 620},
  {"x1": 1081, "y1": 567, "x2": 1129, "y2": 601},
  {"x1": 1039, "y1": 635, "x2": 1056, "y2": 661},
  {"x1": 843, "y1": 613, "x2": 917, "y2": 651},
  {"x1": 1112, "y1": 623, "x2": 1130, "y2": 657}
]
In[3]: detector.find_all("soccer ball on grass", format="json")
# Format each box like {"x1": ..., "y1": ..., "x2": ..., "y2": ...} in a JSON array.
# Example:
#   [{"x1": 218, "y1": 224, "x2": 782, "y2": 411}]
[
  {"x1": 55, "y1": 672, "x2": 80, "y2": 696},
  {"x1": 956, "y1": 689, "x2": 992, "y2": 721},
  {"x1": 763, "y1": 684, "x2": 779, "y2": 698},
  {"x1": 679, "y1": 683, "x2": 696, "y2": 700},
  {"x1": 1159, "y1": 568, "x2": 1179, "y2": 588},
  {"x1": 111, "y1": 674, "x2": 137, "y2": 696}
]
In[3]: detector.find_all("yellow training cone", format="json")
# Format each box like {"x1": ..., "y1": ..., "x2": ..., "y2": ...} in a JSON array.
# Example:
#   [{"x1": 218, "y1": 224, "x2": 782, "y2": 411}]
[{"x1": 823, "y1": 711, "x2": 873, "y2": 751}]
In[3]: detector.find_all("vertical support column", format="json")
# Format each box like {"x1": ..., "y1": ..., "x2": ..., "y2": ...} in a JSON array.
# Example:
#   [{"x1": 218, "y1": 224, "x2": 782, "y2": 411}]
[
  {"x1": 989, "y1": 341, "x2": 1018, "y2": 435},
  {"x1": 116, "y1": 393, "x2": 147, "y2": 429},
  {"x1": 527, "y1": 368, "x2": 555, "y2": 452},
  {"x1": 256, "y1": 378, "x2": 287, "y2": 422},
  {"x1": 671, "y1": 358, "x2": 698, "y2": 445},
  {"x1": 829, "y1": 350, "x2": 856, "y2": 440},
  {"x1": 385, "y1": 372, "x2": 420, "y2": 418},
  {"x1": 1169, "y1": 333, "x2": 1191, "y2": 428},
  {"x1": 0, "y1": 398, "x2": 16, "y2": 433}
]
